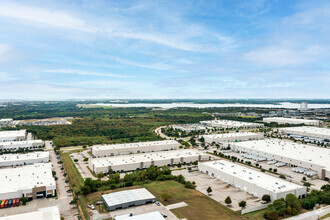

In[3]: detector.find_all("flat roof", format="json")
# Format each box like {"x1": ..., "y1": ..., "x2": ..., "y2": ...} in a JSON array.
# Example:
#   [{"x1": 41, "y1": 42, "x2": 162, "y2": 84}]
[
  {"x1": 0, "y1": 140, "x2": 44, "y2": 146},
  {"x1": 0, "y1": 163, "x2": 56, "y2": 194},
  {"x1": 0, "y1": 130, "x2": 26, "y2": 138},
  {"x1": 115, "y1": 211, "x2": 165, "y2": 220},
  {"x1": 200, "y1": 120, "x2": 262, "y2": 127},
  {"x1": 0, "y1": 206, "x2": 60, "y2": 220},
  {"x1": 102, "y1": 188, "x2": 155, "y2": 207},
  {"x1": 234, "y1": 139, "x2": 330, "y2": 169},
  {"x1": 201, "y1": 160, "x2": 305, "y2": 193},
  {"x1": 263, "y1": 117, "x2": 320, "y2": 123},
  {"x1": 0, "y1": 119, "x2": 13, "y2": 122},
  {"x1": 0, "y1": 152, "x2": 49, "y2": 163},
  {"x1": 93, "y1": 140, "x2": 180, "y2": 151},
  {"x1": 203, "y1": 132, "x2": 262, "y2": 139},
  {"x1": 278, "y1": 126, "x2": 330, "y2": 138},
  {"x1": 91, "y1": 150, "x2": 205, "y2": 167}
]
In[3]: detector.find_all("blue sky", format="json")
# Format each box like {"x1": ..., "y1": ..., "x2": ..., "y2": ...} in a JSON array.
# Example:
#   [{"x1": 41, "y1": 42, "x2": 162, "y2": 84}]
[{"x1": 0, "y1": 0, "x2": 329, "y2": 100}]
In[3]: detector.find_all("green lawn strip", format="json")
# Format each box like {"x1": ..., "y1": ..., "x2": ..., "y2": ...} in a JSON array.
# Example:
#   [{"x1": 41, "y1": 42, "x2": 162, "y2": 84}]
[
  {"x1": 320, "y1": 212, "x2": 330, "y2": 220},
  {"x1": 144, "y1": 181, "x2": 244, "y2": 220},
  {"x1": 243, "y1": 208, "x2": 267, "y2": 220}
]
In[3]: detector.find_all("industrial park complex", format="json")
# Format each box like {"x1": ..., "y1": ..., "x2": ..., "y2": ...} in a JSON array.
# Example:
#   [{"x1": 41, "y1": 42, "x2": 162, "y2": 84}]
[
  {"x1": 263, "y1": 117, "x2": 321, "y2": 126},
  {"x1": 203, "y1": 132, "x2": 264, "y2": 144},
  {"x1": 200, "y1": 120, "x2": 264, "y2": 129}
]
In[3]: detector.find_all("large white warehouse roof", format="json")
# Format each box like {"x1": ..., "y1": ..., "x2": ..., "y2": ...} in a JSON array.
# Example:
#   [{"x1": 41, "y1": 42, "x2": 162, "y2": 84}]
[
  {"x1": 102, "y1": 188, "x2": 155, "y2": 208},
  {"x1": 93, "y1": 140, "x2": 180, "y2": 151},
  {"x1": 0, "y1": 152, "x2": 49, "y2": 167},
  {"x1": 0, "y1": 163, "x2": 56, "y2": 196},
  {"x1": 233, "y1": 139, "x2": 330, "y2": 170},
  {"x1": 201, "y1": 160, "x2": 304, "y2": 193},
  {"x1": 263, "y1": 117, "x2": 320, "y2": 125},
  {"x1": 0, "y1": 206, "x2": 60, "y2": 220},
  {"x1": 203, "y1": 132, "x2": 262, "y2": 140},
  {"x1": 0, "y1": 130, "x2": 26, "y2": 140},
  {"x1": 200, "y1": 120, "x2": 263, "y2": 128},
  {"x1": 91, "y1": 149, "x2": 204, "y2": 167},
  {"x1": 278, "y1": 126, "x2": 330, "y2": 140}
]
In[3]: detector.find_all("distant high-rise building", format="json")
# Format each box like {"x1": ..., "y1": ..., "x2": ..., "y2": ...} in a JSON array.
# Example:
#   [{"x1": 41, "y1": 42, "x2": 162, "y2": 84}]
[{"x1": 300, "y1": 102, "x2": 308, "y2": 110}]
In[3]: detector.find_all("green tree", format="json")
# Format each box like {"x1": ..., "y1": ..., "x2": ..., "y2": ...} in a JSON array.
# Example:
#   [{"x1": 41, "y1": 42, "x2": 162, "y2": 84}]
[
  {"x1": 238, "y1": 200, "x2": 246, "y2": 209},
  {"x1": 161, "y1": 192, "x2": 172, "y2": 202},
  {"x1": 83, "y1": 158, "x2": 89, "y2": 162},
  {"x1": 262, "y1": 194, "x2": 271, "y2": 203},
  {"x1": 20, "y1": 197, "x2": 28, "y2": 205},
  {"x1": 225, "y1": 196, "x2": 232, "y2": 205},
  {"x1": 206, "y1": 186, "x2": 212, "y2": 195}
]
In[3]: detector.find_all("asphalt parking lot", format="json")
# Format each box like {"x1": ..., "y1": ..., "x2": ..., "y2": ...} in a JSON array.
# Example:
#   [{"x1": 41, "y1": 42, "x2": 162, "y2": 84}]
[{"x1": 172, "y1": 168, "x2": 263, "y2": 211}]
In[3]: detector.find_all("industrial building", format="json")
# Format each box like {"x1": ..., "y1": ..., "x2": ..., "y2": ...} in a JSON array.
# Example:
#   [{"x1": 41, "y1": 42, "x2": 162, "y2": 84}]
[
  {"x1": 0, "y1": 119, "x2": 13, "y2": 127},
  {"x1": 102, "y1": 188, "x2": 156, "y2": 211},
  {"x1": 231, "y1": 139, "x2": 330, "y2": 180},
  {"x1": 0, "y1": 163, "x2": 56, "y2": 200},
  {"x1": 89, "y1": 149, "x2": 209, "y2": 174},
  {"x1": 0, "y1": 152, "x2": 49, "y2": 167},
  {"x1": 277, "y1": 126, "x2": 330, "y2": 141},
  {"x1": 199, "y1": 160, "x2": 306, "y2": 200},
  {"x1": 91, "y1": 140, "x2": 181, "y2": 157},
  {"x1": 200, "y1": 120, "x2": 264, "y2": 129},
  {"x1": 263, "y1": 117, "x2": 321, "y2": 126},
  {"x1": 171, "y1": 124, "x2": 206, "y2": 132},
  {"x1": 0, "y1": 140, "x2": 44, "y2": 151},
  {"x1": 114, "y1": 211, "x2": 165, "y2": 220},
  {"x1": 0, "y1": 130, "x2": 26, "y2": 142},
  {"x1": 0, "y1": 206, "x2": 60, "y2": 220},
  {"x1": 203, "y1": 132, "x2": 263, "y2": 144}
]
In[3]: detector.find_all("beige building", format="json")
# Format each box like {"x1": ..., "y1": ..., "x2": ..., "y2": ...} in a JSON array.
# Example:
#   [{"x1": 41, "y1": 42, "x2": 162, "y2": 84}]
[
  {"x1": 0, "y1": 140, "x2": 44, "y2": 151},
  {"x1": 91, "y1": 140, "x2": 180, "y2": 157},
  {"x1": 89, "y1": 149, "x2": 209, "y2": 174},
  {"x1": 277, "y1": 126, "x2": 330, "y2": 140}
]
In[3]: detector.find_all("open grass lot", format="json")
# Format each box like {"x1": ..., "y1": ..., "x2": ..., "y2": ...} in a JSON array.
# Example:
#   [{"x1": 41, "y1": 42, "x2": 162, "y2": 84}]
[{"x1": 144, "y1": 181, "x2": 246, "y2": 220}]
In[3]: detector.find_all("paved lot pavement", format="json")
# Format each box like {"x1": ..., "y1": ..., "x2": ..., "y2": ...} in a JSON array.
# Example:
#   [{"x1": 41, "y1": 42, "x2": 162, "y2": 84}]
[
  {"x1": 285, "y1": 205, "x2": 330, "y2": 220},
  {"x1": 172, "y1": 169, "x2": 264, "y2": 211},
  {"x1": 91, "y1": 203, "x2": 179, "y2": 220}
]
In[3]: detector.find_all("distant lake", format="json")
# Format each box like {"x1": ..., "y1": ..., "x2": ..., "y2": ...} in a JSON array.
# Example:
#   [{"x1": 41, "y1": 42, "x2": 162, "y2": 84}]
[{"x1": 90, "y1": 102, "x2": 330, "y2": 109}]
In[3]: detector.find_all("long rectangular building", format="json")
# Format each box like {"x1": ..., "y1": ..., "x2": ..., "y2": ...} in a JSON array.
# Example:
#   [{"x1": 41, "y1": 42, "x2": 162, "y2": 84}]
[
  {"x1": 115, "y1": 211, "x2": 165, "y2": 220},
  {"x1": 231, "y1": 139, "x2": 330, "y2": 180},
  {"x1": 89, "y1": 149, "x2": 209, "y2": 174},
  {"x1": 0, "y1": 130, "x2": 26, "y2": 142},
  {"x1": 0, "y1": 140, "x2": 44, "y2": 151},
  {"x1": 199, "y1": 160, "x2": 306, "y2": 200},
  {"x1": 102, "y1": 188, "x2": 156, "y2": 211},
  {"x1": 203, "y1": 132, "x2": 263, "y2": 144},
  {"x1": 277, "y1": 126, "x2": 330, "y2": 140},
  {"x1": 263, "y1": 117, "x2": 321, "y2": 126},
  {"x1": 0, "y1": 163, "x2": 56, "y2": 200},
  {"x1": 0, "y1": 206, "x2": 61, "y2": 220},
  {"x1": 200, "y1": 120, "x2": 263, "y2": 129},
  {"x1": 171, "y1": 124, "x2": 206, "y2": 132},
  {"x1": 92, "y1": 140, "x2": 181, "y2": 157},
  {"x1": 0, "y1": 152, "x2": 49, "y2": 167}
]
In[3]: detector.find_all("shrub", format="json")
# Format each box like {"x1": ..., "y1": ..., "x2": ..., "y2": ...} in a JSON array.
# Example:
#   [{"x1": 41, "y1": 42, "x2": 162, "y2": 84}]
[
  {"x1": 225, "y1": 196, "x2": 232, "y2": 205},
  {"x1": 262, "y1": 194, "x2": 271, "y2": 203},
  {"x1": 279, "y1": 175, "x2": 286, "y2": 179}
]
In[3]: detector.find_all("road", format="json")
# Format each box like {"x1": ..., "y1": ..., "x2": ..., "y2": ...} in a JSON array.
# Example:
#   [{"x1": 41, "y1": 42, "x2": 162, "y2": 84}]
[{"x1": 49, "y1": 146, "x2": 79, "y2": 219}]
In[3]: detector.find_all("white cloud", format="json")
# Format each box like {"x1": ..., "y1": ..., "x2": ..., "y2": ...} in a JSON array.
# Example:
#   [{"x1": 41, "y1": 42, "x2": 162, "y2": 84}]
[
  {"x1": 0, "y1": 72, "x2": 18, "y2": 81},
  {"x1": 45, "y1": 69, "x2": 133, "y2": 78},
  {"x1": 243, "y1": 45, "x2": 323, "y2": 66}
]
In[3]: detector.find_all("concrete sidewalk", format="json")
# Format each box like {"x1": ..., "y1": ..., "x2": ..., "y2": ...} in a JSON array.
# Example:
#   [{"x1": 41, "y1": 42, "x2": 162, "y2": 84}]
[{"x1": 285, "y1": 206, "x2": 330, "y2": 220}]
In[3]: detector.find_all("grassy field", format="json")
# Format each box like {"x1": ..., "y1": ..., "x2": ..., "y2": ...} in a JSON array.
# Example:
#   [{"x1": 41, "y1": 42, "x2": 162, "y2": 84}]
[{"x1": 144, "y1": 181, "x2": 245, "y2": 220}]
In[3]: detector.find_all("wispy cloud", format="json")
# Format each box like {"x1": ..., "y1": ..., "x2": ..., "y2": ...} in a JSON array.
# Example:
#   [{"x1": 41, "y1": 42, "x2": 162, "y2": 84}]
[{"x1": 45, "y1": 69, "x2": 133, "y2": 78}]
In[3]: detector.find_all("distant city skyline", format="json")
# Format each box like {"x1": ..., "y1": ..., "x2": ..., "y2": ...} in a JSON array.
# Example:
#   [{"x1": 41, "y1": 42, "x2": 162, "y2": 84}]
[{"x1": 0, "y1": 0, "x2": 329, "y2": 99}]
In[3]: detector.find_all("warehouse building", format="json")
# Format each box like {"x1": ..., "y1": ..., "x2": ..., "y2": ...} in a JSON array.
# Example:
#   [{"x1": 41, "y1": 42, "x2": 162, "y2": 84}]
[
  {"x1": 0, "y1": 119, "x2": 13, "y2": 127},
  {"x1": 89, "y1": 149, "x2": 209, "y2": 174},
  {"x1": 0, "y1": 206, "x2": 60, "y2": 220},
  {"x1": 171, "y1": 124, "x2": 206, "y2": 132},
  {"x1": 263, "y1": 117, "x2": 321, "y2": 126},
  {"x1": 114, "y1": 211, "x2": 165, "y2": 220},
  {"x1": 199, "y1": 160, "x2": 306, "y2": 200},
  {"x1": 0, "y1": 140, "x2": 44, "y2": 151},
  {"x1": 203, "y1": 132, "x2": 263, "y2": 144},
  {"x1": 102, "y1": 188, "x2": 156, "y2": 211},
  {"x1": 0, "y1": 130, "x2": 26, "y2": 142},
  {"x1": 231, "y1": 139, "x2": 330, "y2": 180},
  {"x1": 0, "y1": 163, "x2": 56, "y2": 200},
  {"x1": 200, "y1": 120, "x2": 264, "y2": 129},
  {"x1": 0, "y1": 152, "x2": 49, "y2": 167},
  {"x1": 277, "y1": 126, "x2": 330, "y2": 141},
  {"x1": 92, "y1": 140, "x2": 181, "y2": 157}
]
